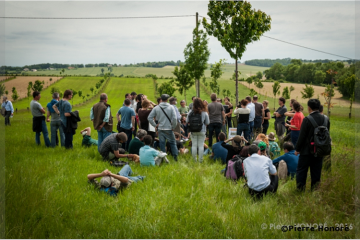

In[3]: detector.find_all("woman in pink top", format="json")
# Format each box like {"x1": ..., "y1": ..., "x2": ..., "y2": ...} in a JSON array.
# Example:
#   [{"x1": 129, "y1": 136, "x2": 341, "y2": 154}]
[{"x1": 285, "y1": 101, "x2": 304, "y2": 146}]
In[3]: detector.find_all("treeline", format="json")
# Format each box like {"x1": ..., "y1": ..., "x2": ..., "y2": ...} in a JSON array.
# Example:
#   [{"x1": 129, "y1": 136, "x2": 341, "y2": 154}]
[
  {"x1": 245, "y1": 58, "x2": 358, "y2": 67},
  {"x1": 122, "y1": 60, "x2": 182, "y2": 68}
]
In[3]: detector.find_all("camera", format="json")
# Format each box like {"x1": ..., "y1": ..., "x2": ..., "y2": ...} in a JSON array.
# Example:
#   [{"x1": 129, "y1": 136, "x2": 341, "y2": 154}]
[{"x1": 271, "y1": 116, "x2": 276, "y2": 119}]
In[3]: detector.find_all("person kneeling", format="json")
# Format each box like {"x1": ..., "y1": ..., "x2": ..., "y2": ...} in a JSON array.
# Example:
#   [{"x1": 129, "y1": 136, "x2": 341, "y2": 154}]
[
  {"x1": 140, "y1": 135, "x2": 169, "y2": 166},
  {"x1": 244, "y1": 144, "x2": 278, "y2": 198},
  {"x1": 272, "y1": 141, "x2": 299, "y2": 179}
]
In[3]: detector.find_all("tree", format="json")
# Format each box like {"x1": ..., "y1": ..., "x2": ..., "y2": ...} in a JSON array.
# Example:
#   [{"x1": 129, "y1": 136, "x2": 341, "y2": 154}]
[
  {"x1": 343, "y1": 74, "x2": 356, "y2": 118},
  {"x1": 78, "y1": 90, "x2": 83, "y2": 98},
  {"x1": 172, "y1": 64, "x2": 194, "y2": 103},
  {"x1": 11, "y1": 87, "x2": 19, "y2": 101},
  {"x1": 27, "y1": 82, "x2": 32, "y2": 104},
  {"x1": 101, "y1": 68, "x2": 104, "y2": 74},
  {"x1": 325, "y1": 69, "x2": 338, "y2": 117},
  {"x1": 49, "y1": 78, "x2": 52, "y2": 83},
  {"x1": 282, "y1": 86, "x2": 290, "y2": 100},
  {"x1": 0, "y1": 83, "x2": 5, "y2": 96},
  {"x1": 255, "y1": 80, "x2": 263, "y2": 95},
  {"x1": 222, "y1": 89, "x2": 231, "y2": 98},
  {"x1": 249, "y1": 88, "x2": 258, "y2": 98},
  {"x1": 203, "y1": 1, "x2": 271, "y2": 104},
  {"x1": 202, "y1": 76, "x2": 208, "y2": 87},
  {"x1": 71, "y1": 90, "x2": 78, "y2": 105},
  {"x1": 184, "y1": 20, "x2": 210, "y2": 98},
  {"x1": 209, "y1": 59, "x2": 225, "y2": 95},
  {"x1": 31, "y1": 80, "x2": 44, "y2": 92},
  {"x1": 321, "y1": 84, "x2": 336, "y2": 117},
  {"x1": 90, "y1": 87, "x2": 94, "y2": 95},
  {"x1": 289, "y1": 85, "x2": 295, "y2": 99},
  {"x1": 314, "y1": 70, "x2": 326, "y2": 84},
  {"x1": 62, "y1": 69, "x2": 65, "y2": 75},
  {"x1": 301, "y1": 84, "x2": 314, "y2": 99},
  {"x1": 256, "y1": 71, "x2": 263, "y2": 80},
  {"x1": 95, "y1": 82, "x2": 101, "y2": 90},
  {"x1": 272, "y1": 81, "x2": 281, "y2": 110},
  {"x1": 50, "y1": 87, "x2": 60, "y2": 94},
  {"x1": 246, "y1": 77, "x2": 253, "y2": 89},
  {"x1": 5, "y1": 90, "x2": 8, "y2": 95},
  {"x1": 158, "y1": 81, "x2": 176, "y2": 97}
]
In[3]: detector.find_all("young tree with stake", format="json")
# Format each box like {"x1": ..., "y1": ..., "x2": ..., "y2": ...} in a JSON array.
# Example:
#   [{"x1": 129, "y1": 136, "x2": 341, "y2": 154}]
[
  {"x1": 173, "y1": 64, "x2": 193, "y2": 103},
  {"x1": 272, "y1": 81, "x2": 281, "y2": 110}
]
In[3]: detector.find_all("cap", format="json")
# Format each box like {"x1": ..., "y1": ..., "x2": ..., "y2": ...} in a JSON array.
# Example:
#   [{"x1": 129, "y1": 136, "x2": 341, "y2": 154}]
[
  {"x1": 100, "y1": 176, "x2": 112, "y2": 188},
  {"x1": 258, "y1": 141, "x2": 267, "y2": 151},
  {"x1": 161, "y1": 94, "x2": 170, "y2": 101},
  {"x1": 267, "y1": 132, "x2": 276, "y2": 141}
]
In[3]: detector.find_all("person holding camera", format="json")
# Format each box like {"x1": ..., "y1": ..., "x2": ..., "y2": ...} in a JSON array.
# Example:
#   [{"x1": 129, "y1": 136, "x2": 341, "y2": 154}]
[
  {"x1": 234, "y1": 99, "x2": 251, "y2": 142},
  {"x1": 273, "y1": 97, "x2": 288, "y2": 141}
]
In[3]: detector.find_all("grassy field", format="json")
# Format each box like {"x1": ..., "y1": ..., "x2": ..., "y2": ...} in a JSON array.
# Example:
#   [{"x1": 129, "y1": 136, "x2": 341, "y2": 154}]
[{"x1": 3, "y1": 77, "x2": 358, "y2": 238}]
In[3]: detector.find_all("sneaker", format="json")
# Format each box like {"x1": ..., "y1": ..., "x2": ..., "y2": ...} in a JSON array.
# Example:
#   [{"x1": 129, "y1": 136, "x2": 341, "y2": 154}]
[{"x1": 164, "y1": 157, "x2": 170, "y2": 163}]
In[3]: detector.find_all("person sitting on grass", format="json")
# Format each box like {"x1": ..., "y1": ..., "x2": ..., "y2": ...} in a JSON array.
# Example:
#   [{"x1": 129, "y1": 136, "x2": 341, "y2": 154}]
[
  {"x1": 80, "y1": 127, "x2": 98, "y2": 147},
  {"x1": 258, "y1": 141, "x2": 269, "y2": 158},
  {"x1": 128, "y1": 129, "x2": 147, "y2": 155},
  {"x1": 243, "y1": 144, "x2": 278, "y2": 198},
  {"x1": 211, "y1": 132, "x2": 228, "y2": 164},
  {"x1": 267, "y1": 132, "x2": 281, "y2": 159},
  {"x1": 166, "y1": 132, "x2": 188, "y2": 155},
  {"x1": 221, "y1": 135, "x2": 247, "y2": 162},
  {"x1": 253, "y1": 133, "x2": 270, "y2": 157},
  {"x1": 99, "y1": 132, "x2": 139, "y2": 162},
  {"x1": 272, "y1": 142, "x2": 299, "y2": 179},
  {"x1": 139, "y1": 135, "x2": 169, "y2": 166}
]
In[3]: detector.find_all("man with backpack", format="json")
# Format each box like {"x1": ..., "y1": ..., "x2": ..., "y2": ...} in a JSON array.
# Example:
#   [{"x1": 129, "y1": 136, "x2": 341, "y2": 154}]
[{"x1": 295, "y1": 99, "x2": 331, "y2": 191}]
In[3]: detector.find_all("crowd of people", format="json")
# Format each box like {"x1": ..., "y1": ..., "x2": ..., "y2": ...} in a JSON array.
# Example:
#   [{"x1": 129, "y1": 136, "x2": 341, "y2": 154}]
[{"x1": 21, "y1": 89, "x2": 331, "y2": 198}]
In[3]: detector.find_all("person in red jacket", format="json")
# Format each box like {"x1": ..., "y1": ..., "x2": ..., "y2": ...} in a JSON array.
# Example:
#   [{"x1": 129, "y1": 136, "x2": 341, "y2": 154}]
[{"x1": 285, "y1": 101, "x2": 304, "y2": 146}]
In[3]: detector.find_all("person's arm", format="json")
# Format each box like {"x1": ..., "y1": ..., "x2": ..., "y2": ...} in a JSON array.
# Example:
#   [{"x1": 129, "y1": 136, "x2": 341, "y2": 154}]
[
  {"x1": 87, "y1": 169, "x2": 111, "y2": 181},
  {"x1": 53, "y1": 103, "x2": 60, "y2": 115},
  {"x1": 116, "y1": 112, "x2": 121, "y2": 122},
  {"x1": 284, "y1": 112, "x2": 295, "y2": 117},
  {"x1": 186, "y1": 110, "x2": 191, "y2": 124},
  {"x1": 9, "y1": 101, "x2": 14, "y2": 115},
  {"x1": 80, "y1": 127, "x2": 92, "y2": 136},
  {"x1": 233, "y1": 107, "x2": 241, "y2": 115},
  {"x1": 222, "y1": 109, "x2": 226, "y2": 125},
  {"x1": 262, "y1": 107, "x2": 265, "y2": 123},
  {"x1": 224, "y1": 137, "x2": 233, "y2": 144},
  {"x1": 46, "y1": 110, "x2": 51, "y2": 122},
  {"x1": 131, "y1": 116, "x2": 135, "y2": 131},
  {"x1": 227, "y1": 107, "x2": 233, "y2": 117},
  {"x1": 269, "y1": 160, "x2": 277, "y2": 175},
  {"x1": 264, "y1": 111, "x2": 271, "y2": 120},
  {"x1": 204, "y1": 112, "x2": 210, "y2": 126},
  {"x1": 109, "y1": 172, "x2": 130, "y2": 183},
  {"x1": 295, "y1": 118, "x2": 308, "y2": 155},
  {"x1": 64, "y1": 102, "x2": 71, "y2": 117},
  {"x1": 272, "y1": 155, "x2": 284, "y2": 164}
]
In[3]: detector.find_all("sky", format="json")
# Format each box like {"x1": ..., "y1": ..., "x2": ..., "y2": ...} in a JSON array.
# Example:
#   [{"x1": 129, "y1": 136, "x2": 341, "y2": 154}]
[{"x1": 0, "y1": 1, "x2": 357, "y2": 66}]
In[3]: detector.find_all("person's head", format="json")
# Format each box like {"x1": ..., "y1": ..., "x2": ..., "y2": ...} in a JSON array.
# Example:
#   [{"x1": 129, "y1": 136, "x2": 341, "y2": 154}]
[
  {"x1": 135, "y1": 94, "x2": 143, "y2": 102},
  {"x1": 258, "y1": 141, "x2": 267, "y2": 155},
  {"x1": 232, "y1": 135, "x2": 242, "y2": 151},
  {"x1": 307, "y1": 99, "x2": 321, "y2": 113},
  {"x1": 100, "y1": 175, "x2": 112, "y2": 188},
  {"x1": 193, "y1": 98, "x2": 206, "y2": 114},
  {"x1": 124, "y1": 99, "x2": 131, "y2": 107},
  {"x1": 136, "y1": 129, "x2": 147, "y2": 141},
  {"x1": 240, "y1": 99, "x2": 248, "y2": 108},
  {"x1": 141, "y1": 99, "x2": 150, "y2": 109},
  {"x1": 181, "y1": 116, "x2": 186, "y2": 123},
  {"x1": 216, "y1": 98, "x2": 222, "y2": 103},
  {"x1": 2, "y1": 96, "x2": 7, "y2": 102},
  {"x1": 203, "y1": 99, "x2": 208, "y2": 106},
  {"x1": 169, "y1": 97, "x2": 177, "y2": 105},
  {"x1": 283, "y1": 141, "x2": 294, "y2": 153},
  {"x1": 252, "y1": 95, "x2": 258, "y2": 102},
  {"x1": 161, "y1": 94, "x2": 170, "y2": 102},
  {"x1": 63, "y1": 89, "x2": 73, "y2": 100},
  {"x1": 210, "y1": 93, "x2": 217, "y2": 102},
  {"x1": 262, "y1": 100, "x2": 269, "y2": 108},
  {"x1": 240, "y1": 145, "x2": 249, "y2": 158},
  {"x1": 116, "y1": 132, "x2": 128, "y2": 143},
  {"x1": 292, "y1": 101, "x2": 301, "y2": 112},
  {"x1": 224, "y1": 97, "x2": 230, "y2": 104},
  {"x1": 125, "y1": 93, "x2": 130, "y2": 99},
  {"x1": 256, "y1": 133, "x2": 269, "y2": 146},
  {"x1": 33, "y1": 91, "x2": 41, "y2": 100},
  {"x1": 174, "y1": 132, "x2": 181, "y2": 140},
  {"x1": 130, "y1": 92, "x2": 137, "y2": 100},
  {"x1": 157, "y1": 97, "x2": 162, "y2": 104},
  {"x1": 191, "y1": 96, "x2": 196, "y2": 102},
  {"x1": 319, "y1": 105, "x2": 324, "y2": 114},
  {"x1": 100, "y1": 93, "x2": 108, "y2": 103},
  {"x1": 218, "y1": 132, "x2": 226, "y2": 142},
  {"x1": 290, "y1": 99, "x2": 296, "y2": 108},
  {"x1": 278, "y1": 97, "x2": 285, "y2": 106},
  {"x1": 248, "y1": 144, "x2": 260, "y2": 156},
  {"x1": 180, "y1": 100, "x2": 186, "y2": 107},
  {"x1": 52, "y1": 92, "x2": 60, "y2": 100},
  {"x1": 267, "y1": 132, "x2": 276, "y2": 141},
  {"x1": 245, "y1": 96, "x2": 251, "y2": 103},
  {"x1": 143, "y1": 135, "x2": 153, "y2": 146}
]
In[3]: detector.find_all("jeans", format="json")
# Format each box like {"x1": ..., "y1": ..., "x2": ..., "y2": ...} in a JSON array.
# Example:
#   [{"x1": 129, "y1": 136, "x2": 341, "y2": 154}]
[
  {"x1": 119, "y1": 127, "x2": 133, "y2": 151},
  {"x1": 221, "y1": 123, "x2": 227, "y2": 138},
  {"x1": 35, "y1": 119, "x2": 51, "y2": 147},
  {"x1": 191, "y1": 131, "x2": 206, "y2": 162},
  {"x1": 158, "y1": 130, "x2": 178, "y2": 161},
  {"x1": 262, "y1": 123, "x2": 269, "y2": 135},
  {"x1": 208, "y1": 122, "x2": 222, "y2": 147},
  {"x1": 249, "y1": 121, "x2": 254, "y2": 140},
  {"x1": 4, "y1": 111, "x2": 11, "y2": 125},
  {"x1": 62, "y1": 124, "x2": 74, "y2": 149},
  {"x1": 237, "y1": 122, "x2": 250, "y2": 142},
  {"x1": 227, "y1": 117, "x2": 232, "y2": 129},
  {"x1": 118, "y1": 165, "x2": 145, "y2": 183},
  {"x1": 249, "y1": 175, "x2": 279, "y2": 198},
  {"x1": 97, "y1": 127, "x2": 112, "y2": 152},
  {"x1": 291, "y1": 130, "x2": 300, "y2": 147},
  {"x1": 50, "y1": 121, "x2": 64, "y2": 147},
  {"x1": 296, "y1": 154, "x2": 323, "y2": 191}
]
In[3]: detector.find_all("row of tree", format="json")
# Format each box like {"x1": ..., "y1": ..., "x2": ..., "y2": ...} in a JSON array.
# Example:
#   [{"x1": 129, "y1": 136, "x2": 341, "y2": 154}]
[
  {"x1": 245, "y1": 58, "x2": 357, "y2": 67},
  {"x1": 122, "y1": 61, "x2": 182, "y2": 68}
]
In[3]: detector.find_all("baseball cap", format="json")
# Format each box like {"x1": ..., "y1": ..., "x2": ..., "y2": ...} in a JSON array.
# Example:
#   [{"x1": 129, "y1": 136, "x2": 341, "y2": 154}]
[
  {"x1": 161, "y1": 94, "x2": 170, "y2": 101},
  {"x1": 258, "y1": 141, "x2": 267, "y2": 151},
  {"x1": 100, "y1": 176, "x2": 112, "y2": 188}
]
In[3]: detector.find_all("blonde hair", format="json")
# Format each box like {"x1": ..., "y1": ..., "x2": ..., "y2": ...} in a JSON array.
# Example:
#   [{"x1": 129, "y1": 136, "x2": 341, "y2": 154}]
[
  {"x1": 263, "y1": 100, "x2": 269, "y2": 108},
  {"x1": 141, "y1": 99, "x2": 150, "y2": 108},
  {"x1": 257, "y1": 133, "x2": 269, "y2": 147}
]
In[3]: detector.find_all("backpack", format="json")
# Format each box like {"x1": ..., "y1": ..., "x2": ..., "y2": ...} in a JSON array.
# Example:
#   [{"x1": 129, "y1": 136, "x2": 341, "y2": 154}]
[
  {"x1": 188, "y1": 111, "x2": 203, "y2": 132},
  {"x1": 307, "y1": 114, "x2": 331, "y2": 157},
  {"x1": 109, "y1": 160, "x2": 128, "y2": 167},
  {"x1": 278, "y1": 160, "x2": 288, "y2": 180},
  {"x1": 224, "y1": 155, "x2": 246, "y2": 181},
  {"x1": 269, "y1": 141, "x2": 281, "y2": 159},
  {"x1": 100, "y1": 186, "x2": 118, "y2": 196}
]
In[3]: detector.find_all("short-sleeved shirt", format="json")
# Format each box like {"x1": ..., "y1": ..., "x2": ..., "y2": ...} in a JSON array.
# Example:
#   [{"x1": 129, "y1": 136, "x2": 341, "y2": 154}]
[
  {"x1": 139, "y1": 145, "x2": 159, "y2": 166},
  {"x1": 244, "y1": 153, "x2": 277, "y2": 191},
  {"x1": 138, "y1": 109, "x2": 152, "y2": 130},
  {"x1": 118, "y1": 106, "x2": 136, "y2": 130},
  {"x1": 188, "y1": 103, "x2": 193, "y2": 111},
  {"x1": 275, "y1": 105, "x2": 288, "y2": 123},
  {"x1": 212, "y1": 141, "x2": 228, "y2": 164},
  {"x1": 225, "y1": 105, "x2": 233, "y2": 120},
  {"x1": 30, "y1": 100, "x2": 43, "y2": 117},
  {"x1": 207, "y1": 102, "x2": 224, "y2": 124},
  {"x1": 263, "y1": 108, "x2": 270, "y2": 124},
  {"x1": 246, "y1": 102, "x2": 255, "y2": 122},
  {"x1": 99, "y1": 133, "x2": 120, "y2": 159},
  {"x1": 254, "y1": 102, "x2": 264, "y2": 117},
  {"x1": 179, "y1": 106, "x2": 190, "y2": 116},
  {"x1": 55, "y1": 100, "x2": 72, "y2": 126},
  {"x1": 82, "y1": 135, "x2": 98, "y2": 147}
]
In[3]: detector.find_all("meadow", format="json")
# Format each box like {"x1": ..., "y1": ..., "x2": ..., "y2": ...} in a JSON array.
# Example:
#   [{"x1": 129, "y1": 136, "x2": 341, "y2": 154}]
[{"x1": 2, "y1": 76, "x2": 358, "y2": 238}]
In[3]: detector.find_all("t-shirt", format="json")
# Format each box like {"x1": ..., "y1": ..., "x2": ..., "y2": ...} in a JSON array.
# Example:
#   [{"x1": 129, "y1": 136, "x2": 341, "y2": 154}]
[
  {"x1": 30, "y1": 100, "x2": 43, "y2": 117},
  {"x1": 246, "y1": 102, "x2": 255, "y2": 122},
  {"x1": 207, "y1": 102, "x2": 224, "y2": 124},
  {"x1": 221, "y1": 142, "x2": 242, "y2": 162},
  {"x1": 212, "y1": 141, "x2": 228, "y2": 164},
  {"x1": 138, "y1": 109, "x2": 152, "y2": 130},
  {"x1": 225, "y1": 105, "x2": 233, "y2": 121},
  {"x1": 128, "y1": 137, "x2": 145, "y2": 155},
  {"x1": 263, "y1": 108, "x2": 270, "y2": 124},
  {"x1": 254, "y1": 102, "x2": 263, "y2": 117},
  {"x1": 178, "y1": 106, "x2": 190, "y2": 116},
  {"x1": 244, "y1": 153, "x2": 277, "y2": 191},
  {"x1": 139, "y1": 145, "x2": 159, "y2": 166},
  {"x1": 118, "y1": 106, "x2": 136, "y2": 130},
  {"x1": 272, "y1": 150, "x2": 299, "y2": 177},
  {"x1": 275, "y1": 105, "x2": 288, "y2": 123},
  {"x1": 82, "y1": 135, "x2": 98, "y2": 147},
  {"x1": 55, "y1": 100, "x2": 72, "y2": 126},
  {"x1": 99, "y1": 133, "x2": 120, "y2": 159},
  {"x1": 290, "y1": 111, "x2": 305, "y2": 131}
]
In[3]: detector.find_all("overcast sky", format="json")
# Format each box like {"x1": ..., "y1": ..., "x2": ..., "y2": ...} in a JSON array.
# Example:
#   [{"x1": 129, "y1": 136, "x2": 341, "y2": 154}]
[{"x1": 0, "y1": 1, "x2": 357, "y2": 66}]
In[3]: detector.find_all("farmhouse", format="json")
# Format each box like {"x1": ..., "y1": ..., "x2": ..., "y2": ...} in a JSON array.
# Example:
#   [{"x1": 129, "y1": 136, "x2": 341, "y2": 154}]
[
  {"x1": 23, "y1": 68, "x2": 29, "y2": 71},
  {"x1": 107, "y1": 64, "x2": 112, "y2": 67},
  {"x1": 68, "y1": 67, "x2": 75, "y2": 70},
  {"x1": 47, "y1": 68, "x2": 56, "y2": 70},
  {"x1": 31, "y1": 69, "x2": 37, "y2": 72}
]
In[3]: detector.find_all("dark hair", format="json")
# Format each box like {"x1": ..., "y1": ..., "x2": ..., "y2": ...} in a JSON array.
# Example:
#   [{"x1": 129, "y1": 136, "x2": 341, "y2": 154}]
[
  {"x1": 192, "y1": 96, "x2": 196, "y2": 100},
  {"x1": 290, "y1": 99, "x2": 296, "y2": 105},
  {"x1": 124, "y1": 99, "x2": 131, "y2": 106},
  {"x1": 218, "y1": 132, "x2": 226, "y2": 141},
  {"x1": 63, "y1": 89, "x2": 73, "y2": 98},
  {"x1": 193, "y1": 98, "x2": 205, "y2": 114},
  {"x1": 279, "y1": 97, "x2": 286, "y2": 104},
  {"x1": 116, "y1": 132, "x2": 127, "y2": 142},
  {"x1": 240, "y1": 146, "x2": 249, "y2": 157},
  {"x1": 100, "y1": 93, "x2": 107, "y2": 101},
  {"x1": 125, "y1": 93, "x2": 129, "y2": 98},
  {"x1": 240, "y1": 99, "x2": 248, "y2": 106},
  {"x1": 210, "y1": 93, "x2": 217, "y2": 101},
  {"x1": 131, "y1": 92, "x2": 137, "y2": 96},
  {"x1": 292, "y1": 101, "x2": 301, "y2": 112},
  {"x1": 319, "y1": 105, "x2": 324, "y2": 113},
  {"x1": 248, "y1": 144, "x2": 260, "y2": 155},
  {"x1": 245, "y1": 96, "x2": 251, "y2": 102},
  {"x1": 252, "y1": 95, "x2": 258, "y2": 101},
  {"x1": 283, "y1": 141, "x2": 295, "y2": 152},
  {"x1": 32, "y1": 91, "x2": 40, "y2": 98},
  {"x1": 157, "y1": 97, "x2": 161, "y2": 104},
  {"x1": 136, "y1": 94, "x2": 143, "y2": 102},
  {"x1": 174, "y1": 132, "x2": 181, "y2": 139},
  {"x1": 143, "y1": 135, "x2": 153, "y2": 146},
  {"x1": 308, "y1": 99, "x2": 320, "y2": 111}
]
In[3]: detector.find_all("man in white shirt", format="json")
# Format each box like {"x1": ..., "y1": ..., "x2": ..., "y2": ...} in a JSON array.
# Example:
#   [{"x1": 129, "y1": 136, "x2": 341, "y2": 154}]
[
  {"x1": 245, "y1": 96, "x2": 255, "y2": 140},
  {"x1": 244, "y1": 144, "x2": 278, "y2": 198}
]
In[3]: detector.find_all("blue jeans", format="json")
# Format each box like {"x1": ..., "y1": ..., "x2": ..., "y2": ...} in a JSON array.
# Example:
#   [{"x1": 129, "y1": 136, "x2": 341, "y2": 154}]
[
  {"x1": 158, "y1": 130, "x2": 178, "y2": 161},
  {"x1": 118, "y1": 165, "x2": 145, "y2": 183},
  {"x1": 208, "y1": 122, "x2": 222, "y2": 147},
  {"x1": 97, "y1": 127, "x2": 112, "y2": 152},
  {"x1": 237, "y1": 122, "x2": 250, "y2": 142},
  {"x1": 50, "y1": 121, "x2": 64, "y2": 147},
  {"x1": 119, "y1": 127, "x2": 133, "y2": 151},
  {"x1": 35, "y1": 119, "x2": 51, "y2": 147},
  {"x1": 291, "y1": 130, "x2": 300, "y2": 147},
  {"x1": 62, "y1": 124, "x2": 74, "y2": 149},
  {"x1": 249, "y1": 121, "x2": 254, "y2": 139}
]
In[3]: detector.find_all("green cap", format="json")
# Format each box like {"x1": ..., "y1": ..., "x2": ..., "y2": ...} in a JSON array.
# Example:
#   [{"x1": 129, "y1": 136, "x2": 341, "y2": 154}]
[{"x1": 258, "y1": 141, "x2": 267, "y2": 151}]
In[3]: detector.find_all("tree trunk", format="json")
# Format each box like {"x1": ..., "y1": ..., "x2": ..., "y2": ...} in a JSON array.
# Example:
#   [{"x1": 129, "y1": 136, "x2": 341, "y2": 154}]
[
  {"x1": 235, "y1": 58, "x2": 238, "y2": 105},
  {"x1": 184, "y1": 89, "x2": 187, "y2": 105}
]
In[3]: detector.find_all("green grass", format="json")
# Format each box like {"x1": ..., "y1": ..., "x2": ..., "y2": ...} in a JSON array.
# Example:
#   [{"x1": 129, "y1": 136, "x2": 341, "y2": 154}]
[{"x1": 4, "y1": 76, "x2": 358, "y2": 238}]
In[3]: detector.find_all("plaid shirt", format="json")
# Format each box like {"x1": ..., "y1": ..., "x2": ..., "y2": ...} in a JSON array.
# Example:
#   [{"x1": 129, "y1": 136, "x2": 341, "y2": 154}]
[{"x1": 99, "y1": 133, "x2": 120, "y2": 159}]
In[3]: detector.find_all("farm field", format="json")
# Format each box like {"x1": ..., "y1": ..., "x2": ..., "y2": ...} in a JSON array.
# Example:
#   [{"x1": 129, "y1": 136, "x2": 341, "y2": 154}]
[{"x1": 3, "y1": 76, "x2": 357, "y2": 238}]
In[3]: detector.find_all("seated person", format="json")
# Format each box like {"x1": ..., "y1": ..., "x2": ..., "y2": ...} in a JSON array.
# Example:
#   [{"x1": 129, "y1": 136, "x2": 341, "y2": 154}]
[
  {"x1": 80, "y1": 127, "x2": 98, "y2": 147},
  {"x1": 211, "y1": 132, "x2": 228, "y2": 164},
  {"x1": 253, "y1": 133, "x2": 270, "y2": 157},
  {"x1": 243, "y1": 145, "x2": 278, "y2": 198},
  {"x1": 221, "y1": 135, "x2": 247, "y2": 162},
  {"x1": 267, "y1": 132, "x2": 281, "y2": 159},
  {"x1": 128, "y1": 129, "x2": 147, "y2": 155},
  {"x1": 272, "y1": 141, "x2": 299, "y2": 178},
  {"x1": 139, "y1": 135, "x2": 169, "y2": 166},
  {"x1": 258, "y1": 141, "x2": 270, "y2": 158},
  {"x1": 166, "y1": 132, "x2": 187, "y2": 155},
  {"x1": 180, "y1": 116, "x2": 188, "y2": 138},
  {"x1": 99, "y1": 133, "x2": 139, "y2": 162}
]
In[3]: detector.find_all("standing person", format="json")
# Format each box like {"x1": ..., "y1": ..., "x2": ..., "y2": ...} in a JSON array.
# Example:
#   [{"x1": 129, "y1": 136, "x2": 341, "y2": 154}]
[
  {"x1": 2, "y1": 96, "x2": 14, "y2": 126},
  {"x1": 245, "y1": 96, "x2": 255, "y2": 140},
  {"x1": 138, "y1": 99, "x2": 156, "y2": 141},
  {"x1": 53, "y1": 90, "x2": 74, "y2": 149},
  {"x1": 273, "y1": 97, "x2": 288, "y2": 141},
  {"x1": 234, "y1": 99, "x2": 251, "y2": 141},
  {"x1": 207, "y1": 93, "x2": 225, "y2": 147},
  {"x1": 295, "y1": 99, "x2": 330, "y2": 191},
  {"x1": 217, "y1": 98, "x2": 228, "y2": 137},
  {"x1": 188, "y1": 96, "x2": 196, "y2": 111},
  {"x1": 117, "y1": 99, "x2": 136, "y2": 151},
  {"x1": 91, "y1": 93, "x2": 113, "y2": 152},
  {"x1": 46, "y1": 92, "x2": 64, "y2": 147},
  {"x1": 30, "y1": 91, "x2": 51, "y2": 147},
  {"x1": 147, "y1": 94, "x2": 178, "y2": 161},
  {"x1": 130, "y1": 92, "x2": 137, "y2": 112},
  {"x1": 285, "y1": 101, "x2": 304, "y2": 146},
  {"x1": 122, "y1": 93, "x2": 132, "y2": 107},
  {"x1": 169, "y1": 97, "x2": 181, "y2": 134},
  {"x1": 252, "y1": 95, "x2": 264, "y2": 139},
  {"x1": 224, "y1": 97, "x2": 233, "y2": 130},
  {"x1": 179, "y1": 100, "x2": 190, "y2": 117},
  {"x1": 262, "y1": 100, "x2": 271, "y2": 135},
  {"x1": 186, "y1": 98, "x2": 210, "y2": 163}
]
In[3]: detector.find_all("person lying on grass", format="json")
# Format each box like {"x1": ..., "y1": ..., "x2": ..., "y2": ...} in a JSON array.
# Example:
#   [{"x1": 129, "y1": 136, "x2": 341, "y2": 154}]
[
  {"x1": 139, "y1": 135, "x2": 169, "y2": 166},
  {"x1": 80, "y1": 127, "x2": 98, "y2": 147},
  {"x1": 99, "y1": 132, "x2": 139, "y2": 162}
]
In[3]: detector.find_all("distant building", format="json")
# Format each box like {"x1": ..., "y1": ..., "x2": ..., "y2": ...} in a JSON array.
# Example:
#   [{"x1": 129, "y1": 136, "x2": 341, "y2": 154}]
[
  {"x1": 31, "y1": 69, "x2": 37, "y2": 72},
  {"x1": 47, "y1": 68, "x2": 56, "y2": 70},
  {"x1": 68, "y1": 67, "x2": 74, "y2": 70},
  {"x1": 23, "y1": 68, "x2": 29, "y2": 71},
  {"x1": 107, "y1": 64, "x2": 112, "y2": 67}
]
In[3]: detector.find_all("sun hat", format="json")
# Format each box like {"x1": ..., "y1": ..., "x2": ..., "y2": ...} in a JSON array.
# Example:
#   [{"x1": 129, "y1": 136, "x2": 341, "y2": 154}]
[
  {"x1": 100, "y1": 176, "x2": 112, "y2": 188},
  {"x1": 267, "y1": 132, "x2": 276, "y2": 141},
  {"x1": 232, "y1": 135, "x2": 242, "y2": 147},
  {"x1": 258, "y1": 141, "x2": 267, "y2": 151}
]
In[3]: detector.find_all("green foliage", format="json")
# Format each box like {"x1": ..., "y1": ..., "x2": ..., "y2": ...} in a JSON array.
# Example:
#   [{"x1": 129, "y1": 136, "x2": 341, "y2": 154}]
[
  {"x1": 78, "y1": 90, "x2": 83, "y2": 98},
  {"x1": 314, "y1": 70, "x2": 326, "y2": 84},
  {"x1": 301, "y1": 84, "x2": 315, "y2": 99},
  {"x1": 5, "y1": 90, "x2": 8, "y2": 95},
  {"x1": 90, "y1": 87, "x2": 94, "y2": 95},
  {"x1": 343, "y1": 75, "x2": 356, "y2": 117},
  {"x1": 172, "y1": 64, "x2": 194, "y2": 103},
  {"x1": 256, "y1": 71, "x2": 263, "y2": 79},
  {"x1": 31, "y1": 80, "x2": 44, "y2": 92},
  {"x1": 272, "y1": 81, "x2": 281, "y2": 109},
  {"x1": 11, "y1": 87, "x2": 19, "y2": 101},
  {"x1": 50, "y1": 87, "x2": 60, "y2": 95},
  {"x1": 246, "y1": 77, "x2": 253, "y2": 88},
  {"x1": 158, "y1": 81, "x2": 176, "y2": 97},
  {"x1": 222, "y1": 89, "x2": 231, "y2": 98},
  {"x1": 0, "y1": 83, "x2": 5, "y2": 96},
  {"x1": 249, "y1": 88, "x2": 257, "y2": 97},
  {"x1": 101, "y1": 68, "x2": 104, "y2": 74},
  {"x1": 95, "y1": 82, "x2": 101, "y2": 90},
  {"x1": 282, "y1": 86, "x2": 290, "y2": 100},
  {"x1": 264, "y1": 63, "x2": 284, "y2": 80},
  {"x1": 202, "y1": 76, "x2": 208, "y2": 87},
  {"x1": 255, "y1": 80, "x2": 264, "y2": 94},
  {"x1": 209, "y1": 59, "x2": 225, "y2": 95}
]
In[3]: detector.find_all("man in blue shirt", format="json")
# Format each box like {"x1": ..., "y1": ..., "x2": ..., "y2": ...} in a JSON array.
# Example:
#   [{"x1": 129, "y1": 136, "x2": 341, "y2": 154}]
[
  {"x1": 211, "y1": 132, "x2": 228, "y2": 164},
  {"x1": 2, "y1": 96, "x2": 14, "y2": 126},
  {"x1": 272, "y1": 141, "x2": 299, "y2": 178},
  {"x1": 117, "y1": 98, "x2": 136, "y2": 151}
]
